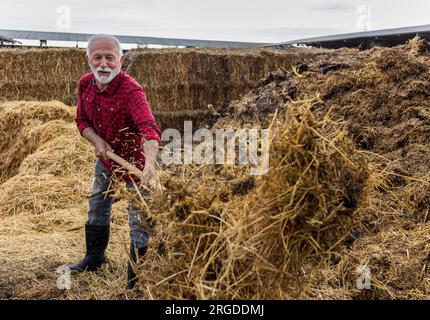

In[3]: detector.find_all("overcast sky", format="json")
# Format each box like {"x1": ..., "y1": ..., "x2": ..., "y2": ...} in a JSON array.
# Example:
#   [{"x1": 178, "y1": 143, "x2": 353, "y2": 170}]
[{"x1": 1, "y1": 0, "x2": 430, "y2": 43}]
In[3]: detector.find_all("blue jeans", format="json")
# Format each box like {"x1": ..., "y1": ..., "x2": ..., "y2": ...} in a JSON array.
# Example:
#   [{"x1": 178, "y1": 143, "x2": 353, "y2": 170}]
[{"x1": 87, "y1": 160, "x2": 149, "y2": 249}]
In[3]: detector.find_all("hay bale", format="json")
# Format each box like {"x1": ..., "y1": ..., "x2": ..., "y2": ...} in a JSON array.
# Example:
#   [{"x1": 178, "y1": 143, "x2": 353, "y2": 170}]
[
  {"x1": 0, "y1": 47, "x2": 316, "y2": 110},
  {"x1": 0, "y1": 49, "x2": 88, "y2": 105},
  {"x1": 153, "y1": 109, "x2": 217, "y2": 131},
  {"x1": 125, "y1": 48, "x2": 307, "y2": 112}
]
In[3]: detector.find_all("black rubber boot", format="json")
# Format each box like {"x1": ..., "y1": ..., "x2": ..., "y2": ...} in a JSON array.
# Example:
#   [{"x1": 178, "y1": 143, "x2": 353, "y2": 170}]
[
  {"x1": 126, "y1": 243, "x2": 147, "y2": 290},
  {"x1": 68, "y1": 223, "x2": 110, "y2": 272}
]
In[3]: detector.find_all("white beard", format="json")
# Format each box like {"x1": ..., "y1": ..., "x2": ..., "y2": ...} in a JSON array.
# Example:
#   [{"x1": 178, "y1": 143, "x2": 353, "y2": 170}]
[{"x1": 91, "y1": 65, "x2": 121, "y2": 85}]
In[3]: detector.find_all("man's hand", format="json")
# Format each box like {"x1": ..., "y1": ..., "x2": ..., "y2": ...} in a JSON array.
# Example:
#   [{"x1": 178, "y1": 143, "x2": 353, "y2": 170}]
[
  {"x1": 141, "y1": 161, "x2": 157, "y2": 187},
  {"x1": 95, "y1": 139, "x2": 113, "y2": 161},
  {"x1": 82, "y1": 127, "x2": 113, "y2": 161}
]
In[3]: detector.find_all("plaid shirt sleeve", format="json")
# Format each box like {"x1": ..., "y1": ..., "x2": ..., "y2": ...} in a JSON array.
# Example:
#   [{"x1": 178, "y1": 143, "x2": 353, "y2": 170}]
[
  {"x1": 127, "y1": 88, "x2": 161, "y2": 143},
  {"x1": 75, "y1": 79, "x2": 93, "y2": 136}
]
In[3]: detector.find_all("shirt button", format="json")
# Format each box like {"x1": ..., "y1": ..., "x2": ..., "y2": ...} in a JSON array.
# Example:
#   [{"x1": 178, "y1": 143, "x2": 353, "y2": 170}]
[
  {"x1": 111, "y1": 108, "x2": 114, "y2": 111},
  {"x1": 98, "y1": 124, "x2": 102, "y2": 128},
  {"x1": 98, "y1": 108, "x2": 101, "y2": 111}
]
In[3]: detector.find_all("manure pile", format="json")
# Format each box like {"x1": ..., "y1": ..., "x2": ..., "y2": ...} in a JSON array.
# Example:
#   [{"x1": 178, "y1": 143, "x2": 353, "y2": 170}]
[{"x1": 0, "y1": 39, "x2": 429, "y2": 300}]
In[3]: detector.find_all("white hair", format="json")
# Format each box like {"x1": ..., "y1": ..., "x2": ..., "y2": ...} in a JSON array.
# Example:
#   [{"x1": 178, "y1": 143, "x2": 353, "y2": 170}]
[{"x1": 86, "y1": 34, "x2": 123, "y2": 58}]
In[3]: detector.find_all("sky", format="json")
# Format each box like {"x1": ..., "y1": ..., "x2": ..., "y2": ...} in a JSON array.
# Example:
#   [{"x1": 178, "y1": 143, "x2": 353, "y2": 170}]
[{"x1": 1, "y1": 0, "x2": 430, "y2": 45}]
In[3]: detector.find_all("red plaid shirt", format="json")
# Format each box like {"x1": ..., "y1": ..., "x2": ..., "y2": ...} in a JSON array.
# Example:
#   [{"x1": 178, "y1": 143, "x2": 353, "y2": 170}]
[{"x1": 75, "y1": 71, "x2": 161, "y2": 182}]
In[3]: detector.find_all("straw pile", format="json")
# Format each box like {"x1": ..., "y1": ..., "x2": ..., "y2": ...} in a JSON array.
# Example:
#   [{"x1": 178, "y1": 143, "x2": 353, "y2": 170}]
[
  {"x1": 0, "y1": 100, "x2": 136, "y2": 299},
  {"x1": 0, "y1": 101, "x2": 76, "y2": 183},
  {"x1": 137, "y1": 99, "x2": 368, "y2": 299}
]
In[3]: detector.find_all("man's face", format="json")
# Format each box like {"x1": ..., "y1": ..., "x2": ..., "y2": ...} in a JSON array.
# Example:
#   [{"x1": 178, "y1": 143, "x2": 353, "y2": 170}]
[{"x1": 88, "y1": 38, "x2": 124, "y2": 85}]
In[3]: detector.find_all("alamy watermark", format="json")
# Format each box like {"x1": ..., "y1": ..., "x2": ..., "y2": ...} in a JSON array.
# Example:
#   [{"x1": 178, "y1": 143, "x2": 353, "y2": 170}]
[
  {"x1": 356, "y1": 265, "x2": 372, "y2": 290},
  {"x1": 56, "y1": 264, "x2": 71, "y2": 290},
  {"x1": 356, "y1": 4, "x2": 371, "y2": 31},
  {"x1": 160, "y1": 122, "x2": 270, "y2": 176},
  {"x1": 57, "y1": 5, "x2": 71, "y2": 31}
]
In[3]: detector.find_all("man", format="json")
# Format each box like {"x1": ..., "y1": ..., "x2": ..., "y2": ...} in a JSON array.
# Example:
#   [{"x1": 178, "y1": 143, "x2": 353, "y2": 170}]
[{"x1": 69, "y1": 34, "x2": 161, "y2": 290}]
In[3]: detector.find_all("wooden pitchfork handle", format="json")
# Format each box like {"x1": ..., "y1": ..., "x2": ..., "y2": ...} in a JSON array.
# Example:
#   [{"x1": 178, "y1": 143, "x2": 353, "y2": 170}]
[
  {"x1": 106, "y1": 151, "x2": 163, "y2": 191},
  {"x1": 106, "y1": 151, "x2": 144, "y2": 178}
]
